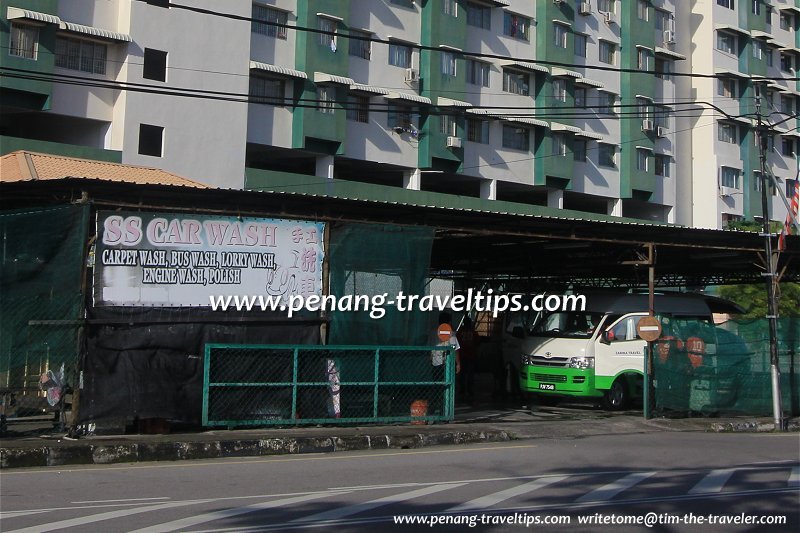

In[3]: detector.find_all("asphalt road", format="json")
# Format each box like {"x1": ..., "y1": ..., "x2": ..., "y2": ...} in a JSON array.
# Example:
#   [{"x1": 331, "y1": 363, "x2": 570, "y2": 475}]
[{"x1": 1, "y1": 432, "x2": 798, "y2": 532}]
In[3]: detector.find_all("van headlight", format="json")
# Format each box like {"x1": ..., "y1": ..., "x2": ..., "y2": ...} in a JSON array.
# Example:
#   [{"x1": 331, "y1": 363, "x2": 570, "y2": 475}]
[{"x1": 568, "y1": 356, "x2": 594, "y2": 369}]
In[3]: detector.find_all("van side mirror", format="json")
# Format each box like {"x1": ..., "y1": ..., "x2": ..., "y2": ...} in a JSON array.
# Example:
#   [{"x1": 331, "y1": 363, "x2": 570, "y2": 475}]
[
  {"x1": 600, "y1": 329, "x2": 614, "y2": 345},
  {"x1": 512, "y1": 326, "x2": 524, "y2": 339}
]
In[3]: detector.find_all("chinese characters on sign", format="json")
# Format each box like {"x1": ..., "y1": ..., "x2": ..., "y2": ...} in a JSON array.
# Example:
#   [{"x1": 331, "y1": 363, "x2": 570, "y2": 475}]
[{"x1": 93, "y1": 211, "x2": 325, "y2": 307}]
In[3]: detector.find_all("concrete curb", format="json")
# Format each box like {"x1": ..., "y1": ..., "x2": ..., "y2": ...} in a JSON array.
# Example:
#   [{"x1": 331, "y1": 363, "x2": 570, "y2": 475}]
[
  {"x1": 709, "y1": 419, "x2": 800, "y2": 433},
  {"x1": 0, "y1": 430, "x2": 514, "y2": 469}
]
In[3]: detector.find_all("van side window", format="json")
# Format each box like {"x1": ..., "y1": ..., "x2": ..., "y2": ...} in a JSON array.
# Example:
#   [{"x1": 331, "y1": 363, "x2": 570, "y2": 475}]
[{"x1": 608, "y1": 315, "x2": 646, "y2": 342}]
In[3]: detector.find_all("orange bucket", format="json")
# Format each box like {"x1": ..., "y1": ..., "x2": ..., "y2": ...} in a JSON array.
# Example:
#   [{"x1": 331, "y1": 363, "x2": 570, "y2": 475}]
[{"x1": 410, "y1": 399, "x2": 428, "y2": 425}]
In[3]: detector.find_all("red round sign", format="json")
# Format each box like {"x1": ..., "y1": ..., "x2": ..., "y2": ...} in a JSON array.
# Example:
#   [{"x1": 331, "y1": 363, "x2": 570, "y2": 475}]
[{"x1": 437, "y1": 323, "x2": 453, "y2": 342}]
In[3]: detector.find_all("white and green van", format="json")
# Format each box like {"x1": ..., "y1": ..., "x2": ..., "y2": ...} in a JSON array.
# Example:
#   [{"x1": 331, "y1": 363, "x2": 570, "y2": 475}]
[{"x1": 504, "y1": 293, "x2": 743, "y2": 410}]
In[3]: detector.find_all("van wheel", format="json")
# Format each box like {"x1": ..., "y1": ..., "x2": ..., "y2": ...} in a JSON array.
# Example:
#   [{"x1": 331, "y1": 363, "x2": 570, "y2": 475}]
[{"x1": 602, "y1": 378, "x2": 628, "y2": 410}]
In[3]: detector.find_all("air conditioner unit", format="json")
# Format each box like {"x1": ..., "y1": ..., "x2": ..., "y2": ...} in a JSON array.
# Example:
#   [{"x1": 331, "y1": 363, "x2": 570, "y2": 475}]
[
  {"x1": 446, "y1": 136, "x2": 462, "y2": 148},
  {"x1": 404, "y1": 68, "x2": 419, "y2": 82},
  {"x1": 719, "y1": 186, "x2": 737, "y2": 197},
  {"x1": 579, "y1": 2, "x2": 592, "y2": 15},
  {"x1": 642, "y1": 119, "x2": 655, "y2": 131},
  {"x1": 603, "y1": 11, "x2": 615, "y2": 24},
  {"x1": 656, "y1": 126, "x2": 668, "y2": 137},
  {"x1": 663, "y1": 30, "x2": 676, "y2": 44}
]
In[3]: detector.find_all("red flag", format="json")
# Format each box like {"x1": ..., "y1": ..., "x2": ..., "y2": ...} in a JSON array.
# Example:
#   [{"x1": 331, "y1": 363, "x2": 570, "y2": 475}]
[{"x1": 779, "y1": 178, "x2": 800, "y2": 251}]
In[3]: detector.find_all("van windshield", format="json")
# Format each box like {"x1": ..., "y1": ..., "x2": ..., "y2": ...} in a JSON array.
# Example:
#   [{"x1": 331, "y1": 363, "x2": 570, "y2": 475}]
[{"x1": 531, "y1": 311, "x2": 606, "y2": 339}]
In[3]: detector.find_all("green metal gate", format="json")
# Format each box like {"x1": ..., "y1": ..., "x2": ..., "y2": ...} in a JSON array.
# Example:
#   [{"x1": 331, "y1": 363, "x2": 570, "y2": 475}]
[{"x1": 202, "y1": 344, "x2": 456, "y2": 427}]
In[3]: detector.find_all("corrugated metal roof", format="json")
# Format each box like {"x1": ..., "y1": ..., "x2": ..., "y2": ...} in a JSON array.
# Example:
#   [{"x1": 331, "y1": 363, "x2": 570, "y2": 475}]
[
  {"x1": 314, "y1": 72, "x2": 355, "y2": 85},
  {"x1": 437, "y1": 97, "x2": 472, "y2": 107},
  {"x1": 0, "y1": 151, "x2": 208, "y2": 188},
  {"x1": 7, "y1": 6, "x2": 60, "y2": 25},
  {"x1": 551, "y1": 67, "x2": 581, "y2": 78},
  {"x1": 249, "y1": 61, "x2": 307, "y2": 79},
  {"x1": 655, "y1": 47, "x2": 687, "y2": 60},
  {"x1": 575, "y1": 77, "x2": 604, "y2": 88},
  {"x1": 502, "y1": 61, "x2": 549, "y2": 74},
  {"x1": 505, "y1": 116, "x2": 549, "y2": 128},
  {"x1": 59, "y1": 21, "x2": 131, "y2": 42},
  {"x1": 551, "y1": 122, "x2": 582, "y2": 134},
  {"x1": 350, "y1": 83, "x2": 389, "y2": 95},
  {"x1": 386, "y1": 91, "x2": 432, "y2": 105},
  {"x1": 575, "y1": 130, "x2": 604, "y2": 140}
]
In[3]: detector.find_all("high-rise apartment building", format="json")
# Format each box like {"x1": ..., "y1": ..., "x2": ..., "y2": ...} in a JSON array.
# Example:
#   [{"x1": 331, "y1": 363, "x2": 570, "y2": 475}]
[{"x1": 1, "y1": 0, "x2": 796, "y2": 228}]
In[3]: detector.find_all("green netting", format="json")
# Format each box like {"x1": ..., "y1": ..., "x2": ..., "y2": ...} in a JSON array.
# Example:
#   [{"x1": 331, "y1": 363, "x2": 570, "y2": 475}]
[
  {"x1": 202, "y1": 344, "x2": 456, "y2": 427},
  {"x1": 327, "y1": 223, "x2": 434, "y2": 346},
  {"x1": 0, "y1": 204, "x2": 88, "y2": 392},
  {"x1": 653, "y1": 317, "x2": 800, "y2": 416}
]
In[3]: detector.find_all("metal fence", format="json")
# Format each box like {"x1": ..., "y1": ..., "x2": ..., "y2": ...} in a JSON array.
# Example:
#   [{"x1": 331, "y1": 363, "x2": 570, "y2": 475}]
[{"x1": 202, "y1": 344, "x2": 456, "y2": 427}]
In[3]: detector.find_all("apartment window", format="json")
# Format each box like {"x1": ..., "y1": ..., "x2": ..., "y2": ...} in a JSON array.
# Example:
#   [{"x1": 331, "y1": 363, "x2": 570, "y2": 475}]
[
  {"x1": 138, "y1": 124, "x2": 163, "y2": 157},
  {"x1": 440, "y1": 115, "x2": 458, "y2": 136},
  {"x1": 252, "y1": 5, "x2": 288, "y2": 39},
  {"x1": 717, "y1": 32, "x2": 737, "y2": 55},
  {"x1": 388, "y1": 104, "x2": 416, "y2": 129},
  {"x1": 655, "y1": 9, "x2": 672, "y2": 31},
  {"x1": 466, "y1": 59, "x2": 490, "y2": 87},
  {"x1": 787, "y1": 179, "x2": 799, "y2": 198},
  {"x1": 574, "y1": 139, "x2": 587, "y2": 162},
  {"x1": 575, "y1": 87, "x2": 586, "y2": 108},
  {"x1": 782, "y1": 137, "x2": 795, "y2": 156},
  {"x1": 718, "y1": 122, "x2": 738, "y2": 143},
  {"x1": 249, "y1": 76, "x2": 285, "y2": 105},
  {"x1": 346, "y1": 95, "x2": 369, "y2": 123},
  {"x1": 718, "y1": 78, "x2": 737, "y2": 98},
  {"x1": 754, "y1": 171, "x2": 764, "y2": 192},
  {"x1": 597, "y1": 0, "x2": 615, "y2": 13},
  {"x1": 441, "y1": 51, "x2": 457, "y2": 76},
  {"x1": 636, "y1": 97, "x2": 652, "y2": 120},
  {"x1": 637, "y1": 48, "x2": 651, "y2": 70},
  {"x1": 504, "y1": 12, "x2": 530, "y2": 41},
  {"x1": 553, "y1": 79, "x2": 567, "y2": 102},
  {"x1": 655, "y1": 154, "x2": 670, "y2": 177},
  {"x1": 655, "y1": 58, "x2": 671, "y2": 80},
  {"x1": 756, "y1": 132, "x2": 775, "y2": 152},
  {"x1": 780, "y1": 12, "x2": 793, "y2": 31},
  {"x1": 765, "y1": 5, "x2": 772, "y2": 25},
  {"x1": 574, "y1": 33, "x2": 587, "y2": 58},
  {"x1": 443, "y1": 0, "x2": 458, "y2": 17},
  {"x1": 389, "y1": 42, "x2": 412, "y2": 67},
  {"x1": 782, "y1": 94, "x2": 794, "y2": 114},
  {"x1": 503, "y1": 69, "x2": 530, "y2": 96},
  {"x1": 552, "y1": 133, "x2": 567, "y2": 156},
  {"x1": 467, "y1": 118, "x2": 489, "y2": 143},
  {"x1": 752, "y1": 40, "x2": 763, "y2": 60},
  {"x1": 55, "y1": 37, "x2": 107, "y2": 75},
  {"x1": 317, "y1": 86, "x2": 335, "y2": 114},
  {"x1": 318, "y1": 16, "x2": 337, "y2": 49},
  {"x1": 637, "y1": 0, "x2": 649, "y2": 21},
  {"x1": 654, "y1": 106, "x2": 671, "y2": 128},
  {"x1": 752, "y1": 0, "x2": 760, "y2": 16},
  {"x1": 348, "y1": 30, "x2": 371, "y2": 60},
  {"x1": 720, "y1": 166, "x2": 741, "y2": 188},
  {"x1": 766, "y1": 47, "x2": 774, "y2": 66},
  {"x1": 466, "y1": 2, "x2": 491, "y2": 29},
  {"x1": 598, "y1": 91, "x2": 616, "y2": 114},
  {"x1": 598, "y1": 143, "x2": 616, "y2": 167},
  {"x1": 9, "y1": 23, "x2": 38, "y2": 59},
  {"x1": 781, "y1": 52, "x2": 793, "y2": 72},
  {"x1": 554, "y1": 22, "x2": 568, "y2": 49},
  {"x1": 636, "y1": 149, "x2": 650, "y2": 171},
  {"x1": 502, "y1": 125, "x2": 530, "y2": 150},
  {"x1": 599, "y1": 40, "x2": 616, "y2": 65},
  {"x1": 143, "y1": 48, "x2": 167, "y2": 82},
  {"x1": 717, "y1": 0, "x2": 733, "y2": 8}
]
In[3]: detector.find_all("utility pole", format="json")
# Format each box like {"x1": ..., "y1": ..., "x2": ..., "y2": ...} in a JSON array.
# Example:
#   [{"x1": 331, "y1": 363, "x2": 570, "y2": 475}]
[{"x1": 755, "y1": 84, "x2": 784, "y2": 431}]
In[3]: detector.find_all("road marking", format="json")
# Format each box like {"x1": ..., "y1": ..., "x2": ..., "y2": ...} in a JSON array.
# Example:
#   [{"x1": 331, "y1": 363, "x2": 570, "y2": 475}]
[
  {"x1": 688, "y1": 468, "x2": 736, "y2": 494},
  {"x1": 129, "y1": 491, "x2": 351, "y2": 533},
  {"x1": 0, "y1": 510, "x2": 51, "y2": 519},
  {"x1": 72, "y1": 497, "x2": 170, "y2": 504},
  {"x1": 789, "y1": 466, "x2": 799, "y2": 487},
  {"x1": 447, "y1": 476, "x2": 568, "y2": 512},
  {"x1": 0, "y1": 444, "x2": 537, "y2": 475},
  {"x1": 289, "y1": 484, "x2": 465, "y2": 524},
  {"x1": 575, "y1": 472, "x2": 657, "y2": 503},
  {"x1": 3, "y1": 500, "x2": 214, "y2": 533}
]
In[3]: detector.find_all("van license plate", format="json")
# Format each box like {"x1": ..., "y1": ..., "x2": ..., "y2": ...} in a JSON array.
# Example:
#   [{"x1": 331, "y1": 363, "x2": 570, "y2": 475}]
[{"x1": 539, "y1": 383, "x2": 555, "y2": 391}]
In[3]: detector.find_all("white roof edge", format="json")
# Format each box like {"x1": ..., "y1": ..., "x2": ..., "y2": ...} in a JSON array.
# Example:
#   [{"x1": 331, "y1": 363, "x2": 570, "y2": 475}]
[
  {"x1": 385, "y1": 92, "x2": 432, "y2": 105},
  {"x1": 437, "y1": 97, "x2": 472, "y2": 107},
  {"x1": 250, "y1": 61, "x2": 307, "y2": 79},
  {"x1": 7, "y1": 6, "x2": 60, "y2": 25},
  {"x1": 58, "y1": 21, "x2": 131, "y2": 42},
  {"x1": 350, "y1": 83, "x2": 389, "y2": 95},
  {"x1": 314, "y1": 72, "x2": 355, "y2": 85}
]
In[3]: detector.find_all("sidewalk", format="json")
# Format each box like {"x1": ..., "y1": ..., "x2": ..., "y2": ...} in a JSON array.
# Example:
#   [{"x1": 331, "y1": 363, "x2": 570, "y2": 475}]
[{"x1": 1, "y1": 403, "x2": 797, "y2": 469}]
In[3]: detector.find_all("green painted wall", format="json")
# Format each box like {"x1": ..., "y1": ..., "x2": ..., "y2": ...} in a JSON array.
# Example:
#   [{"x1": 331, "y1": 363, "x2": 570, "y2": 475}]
[
  {"x1": 0, "y1": 135, "x2": 122, "y2": 161},
  {"x1": 419, "y1": 0, "x2": 466, "y2": 170},
  {"x1": 0, "y1": 0, "x2": 58, "y2": 110},
  {"x1": 620, "y1": 1, "x2": 656, "y2": 199},
  {"x1": 292, "y1": 0, "x2": 349, "y2": 154}
]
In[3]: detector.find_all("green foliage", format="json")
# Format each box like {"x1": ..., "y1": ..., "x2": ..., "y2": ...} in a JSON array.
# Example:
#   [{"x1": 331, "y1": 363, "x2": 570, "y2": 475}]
[
  {"x1": 717, "y1": 283, "x2": 800, "y2": 320},
  {"x1": 725, "y1": 220, "x2": 783, "y2": 233}
]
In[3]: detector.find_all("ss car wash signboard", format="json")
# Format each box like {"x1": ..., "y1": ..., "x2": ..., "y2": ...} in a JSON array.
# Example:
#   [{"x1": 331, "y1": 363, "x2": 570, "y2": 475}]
[{"x1": 94, "y1": 211, "x2": 324, "y2": 307}]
